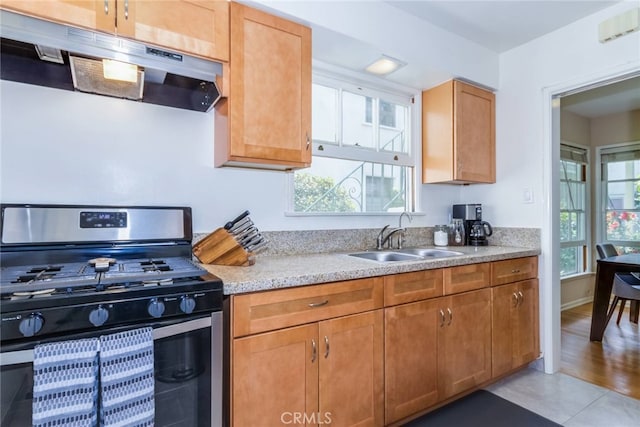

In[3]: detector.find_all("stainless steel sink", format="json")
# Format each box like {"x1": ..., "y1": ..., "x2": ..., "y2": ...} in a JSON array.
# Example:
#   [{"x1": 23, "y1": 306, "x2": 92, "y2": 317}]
[
  {"x1": 397, "y1": 248, "x2": 464, "y2": 258},
  {"x1": 348, "y1": 251, "x2": 424, "y2": 262},
  {"x1": 347, "y1": 248, "x2": 463, "y2": 262}
]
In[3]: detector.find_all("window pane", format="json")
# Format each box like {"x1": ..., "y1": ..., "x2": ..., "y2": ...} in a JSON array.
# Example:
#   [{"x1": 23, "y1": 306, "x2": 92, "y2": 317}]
[
  {"x1": 342, "y1": 91, "x2": 374, "y2": 149},
  {"x1": 294, "y1": 157, "x2": 412, "y2": 213},
  {"x1": 605, "y1": 210, "x2": 640, "y2": 242},
  {"x1": 560, "y1": 247, "x2": 580, "y2": 277},
  {"x1": 603, "y1": 156, "x2": 639, "y2": 246},
  {"x1": 312, "y1": 84, "x2": 338, "y2": 144},
  {"x1": 559, "y1": 181, "x2": 585, "y2": 210},
  {"x1": 380, "y1": 100, "x2": 409, "y2": 154},
  {"x1": 560, "y1": 160, "x2": 580, "y2": 181},
  {"x1": 560, "y1": 211, "x2": 585, "y2": 241}
]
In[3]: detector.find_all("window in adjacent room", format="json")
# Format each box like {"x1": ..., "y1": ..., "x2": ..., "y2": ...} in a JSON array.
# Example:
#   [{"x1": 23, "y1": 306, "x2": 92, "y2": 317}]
[
  {"x1": 600, "y1": 142, "x2": 640, "y2": 254},
  {"x1": 559, "y1": 143, "x2": 589, "y2": 278},
  {"x1": 291, "y1": 74, "x2": 415, "y2": 214}
]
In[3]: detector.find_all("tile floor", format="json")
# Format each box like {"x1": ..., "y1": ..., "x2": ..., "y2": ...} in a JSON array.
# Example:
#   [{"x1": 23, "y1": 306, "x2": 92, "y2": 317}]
[{"x1": 485, "y1": 367, "x2": 640, "y2": 426}]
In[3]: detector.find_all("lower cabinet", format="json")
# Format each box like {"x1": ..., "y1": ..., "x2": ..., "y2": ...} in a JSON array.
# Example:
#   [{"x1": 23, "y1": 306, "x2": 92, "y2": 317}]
[
  {"x1": 384, "y1": 288, "x2": 491, "y2": 424},
  {"x1": 491, "y1": 279, "x2": 539, "y2": 378},
  {"x1": 232, "y1": 310, "x2": 384, "y2": 427},
  {"x1": 230, "y1": 257, "x2": 539, "y2": 426}
]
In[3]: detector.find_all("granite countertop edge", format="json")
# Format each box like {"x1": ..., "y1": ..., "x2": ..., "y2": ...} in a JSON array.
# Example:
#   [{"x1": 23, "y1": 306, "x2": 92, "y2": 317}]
[{"x1": 199, "y1": 246, "x2": 541, "y2": 295}]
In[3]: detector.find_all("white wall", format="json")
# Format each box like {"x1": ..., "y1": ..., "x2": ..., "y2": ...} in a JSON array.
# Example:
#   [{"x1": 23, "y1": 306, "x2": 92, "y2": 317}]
[
  {"x1": 0, "y1": 80, "x2": 462, "y2": 233},
  {"x1": 474, "y1": 1, "x2": 640, "y2": 373}
]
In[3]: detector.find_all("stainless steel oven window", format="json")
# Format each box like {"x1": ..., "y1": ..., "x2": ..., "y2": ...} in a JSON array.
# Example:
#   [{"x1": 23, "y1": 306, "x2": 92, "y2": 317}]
[{"x1": 0, "y1": 312, "x2": 222, "y2": 427}]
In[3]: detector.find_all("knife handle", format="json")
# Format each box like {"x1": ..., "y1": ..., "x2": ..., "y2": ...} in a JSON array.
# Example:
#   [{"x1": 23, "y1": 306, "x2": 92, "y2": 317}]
[{"x1": 224, "y1": 210, "x2": 250, "y2": 230}]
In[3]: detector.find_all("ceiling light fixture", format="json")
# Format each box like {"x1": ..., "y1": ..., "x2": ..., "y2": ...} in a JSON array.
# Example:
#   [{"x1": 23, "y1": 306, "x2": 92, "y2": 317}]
[{"x1": 365, "y1": 55, "x2": 407, "y2": 76}]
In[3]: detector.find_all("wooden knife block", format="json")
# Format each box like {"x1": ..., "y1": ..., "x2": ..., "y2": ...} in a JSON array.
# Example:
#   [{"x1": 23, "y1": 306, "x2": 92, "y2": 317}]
[{"x1": 193, "y1": 228, "x2": 255, "y2": 266}]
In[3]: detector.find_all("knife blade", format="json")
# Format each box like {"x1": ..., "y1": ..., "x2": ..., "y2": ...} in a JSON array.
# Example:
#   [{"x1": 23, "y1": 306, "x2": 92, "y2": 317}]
[
  {"x1": 229, "y1": 218, "x2": 253, "y2": 235},
  {"x1": 224, "y1": 210, "x2": 250, "y2": 230},
  {"x1": 241, "y1": 234, "x2": 263, "y2": 249},
  {"x1": 246, "y1": 239, "x2": 268, "y2": 253}
]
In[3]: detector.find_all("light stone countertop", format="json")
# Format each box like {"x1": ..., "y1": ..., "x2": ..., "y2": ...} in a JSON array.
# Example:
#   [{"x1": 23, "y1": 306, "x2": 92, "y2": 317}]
[{"x1": 199, "y1": 245, "x2": 541, "y2": 295}]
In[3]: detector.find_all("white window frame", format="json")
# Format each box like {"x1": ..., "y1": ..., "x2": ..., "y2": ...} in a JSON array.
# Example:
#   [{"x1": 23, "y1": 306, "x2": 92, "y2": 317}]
[
  {"x1": 286, "y1": 67, "x2": 421, "y2": 216},
  {"x1": 597, "y1": 141, "x2": 640, "y2": 252},
  {"x1": 559, "y1": 142, "x2": 590, "y2": 279}
]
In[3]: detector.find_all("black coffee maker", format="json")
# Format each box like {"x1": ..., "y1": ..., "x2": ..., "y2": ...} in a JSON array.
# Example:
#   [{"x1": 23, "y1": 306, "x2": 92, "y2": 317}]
[{"x1": 452, "y1": 204, "x2": 493, "y2": 246}]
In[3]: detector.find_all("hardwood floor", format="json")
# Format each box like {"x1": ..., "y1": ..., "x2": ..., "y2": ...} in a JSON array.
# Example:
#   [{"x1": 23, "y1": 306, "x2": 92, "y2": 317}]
[{"x1": 561, "y1": 302, "x2": 640, "y2": 399}]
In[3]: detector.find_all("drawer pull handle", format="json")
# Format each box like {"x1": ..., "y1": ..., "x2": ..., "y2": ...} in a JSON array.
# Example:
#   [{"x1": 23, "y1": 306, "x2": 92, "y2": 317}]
[
  {"x1": 124, "y1": 0, "x2": 129, "y2": 20},
  {"x1": 511, "y1": 269, "x2": 521, "y2": 273},
  {"x1": 447, "y1": 308, "x2": 453, "y2": 326},
  {"x1": 518, "y1": 291, "x2": 524, "y2": 307},
  {"x1": 308, "y1": 300, "x2": 329, "y2": 308},
  {"x1": 324, "y1": 336, "x2": 330, "y2": 358},
  {"x1": 311, "y1": 339, "x2": 317, "y2": 362},
  {"x1": 439, "y1": 309, "x2": 445, "y2": 327},
  {"x1": 104, "y1": 0, "x2": 109, "y2": 14}
]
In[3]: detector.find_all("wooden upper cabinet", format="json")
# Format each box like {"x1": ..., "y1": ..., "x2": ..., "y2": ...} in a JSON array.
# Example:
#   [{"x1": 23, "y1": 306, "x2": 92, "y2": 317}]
[
  {"x1": 422, "y1": 79, "x2": 496, "y2": 184},
  {"x1": 115, "y1": 0, "x2": 229, "y2": 62},
  {"x1": 1, "y1": 0, "x2": 103, "y2": 30},
  {"x1": 214, "y1": 1, "x2": 312, "y2": 170},
  {"x1": 2, "y1": 1, "x2": 229, "y2": 61}
]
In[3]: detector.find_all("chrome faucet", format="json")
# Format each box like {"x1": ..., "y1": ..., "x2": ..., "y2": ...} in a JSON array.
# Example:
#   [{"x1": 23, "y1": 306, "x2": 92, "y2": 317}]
[
  {"x1": 399, "y1": 211, "x2": 413, "y2": 229},
  {"x1": 376, "y1": 212, "x2": 414, "y2": 250},
  {"x1": 376, "y1": 225, "x2": 404, "y2": 250}
]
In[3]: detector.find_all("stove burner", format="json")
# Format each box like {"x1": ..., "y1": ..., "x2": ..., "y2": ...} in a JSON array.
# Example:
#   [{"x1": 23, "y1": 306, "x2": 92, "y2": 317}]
[{"x1": 140, "y1": 260, "x2": 172, "y2": 273}]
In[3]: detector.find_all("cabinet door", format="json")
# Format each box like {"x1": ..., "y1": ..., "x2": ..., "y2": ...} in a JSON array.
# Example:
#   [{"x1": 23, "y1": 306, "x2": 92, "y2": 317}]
[
  {"x1": 216, "y1": 2, "x2": 312, "y2": 169},
  {"x1": 384, "y1": 298, "x2": 441, "y2": 424},
  {"x1": 2, "y1": 0, "x2": 104, "y2": 30},
  {"x1": 491, "y1": 282, "x2": 519, "y2": 377},
  {"x1": 438, "y1": 289, "x2": 492, "y2": 399},
  {"x1": 233, "y1": 324, "x2": 319, "y2": 427},
  {"x1": 491, "y1": 279, "x2": 540, "y2": 378},
  {"x1": 453, "y1": 80, "x2": 495, "y2": 183},
  {"x1": 514, "y1": 279, "x2": 539, "y2": 367},
  {"x1": 319, "y1": 310, "x2": 384, "y2": 427},
  {"x1": 117, "y1": 0, "x2": 229, "y2": 61}
]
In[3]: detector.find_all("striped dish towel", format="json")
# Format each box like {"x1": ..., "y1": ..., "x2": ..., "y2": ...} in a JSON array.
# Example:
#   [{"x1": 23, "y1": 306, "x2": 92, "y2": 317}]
[
  {"x1": 99, "y1": 327, "x2": 155, "y2": 427},
  {"x1": 32, "y1": 338, "x2": 100, "y2": 427}
]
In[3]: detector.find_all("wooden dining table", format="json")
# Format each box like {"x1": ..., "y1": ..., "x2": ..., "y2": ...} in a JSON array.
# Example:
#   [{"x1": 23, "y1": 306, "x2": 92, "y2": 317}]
[{"x1": 590, "y1": 253, "x2": 640, "y2": 341}]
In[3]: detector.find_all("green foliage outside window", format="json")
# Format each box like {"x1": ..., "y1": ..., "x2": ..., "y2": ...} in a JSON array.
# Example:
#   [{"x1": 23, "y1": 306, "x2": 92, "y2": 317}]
[{"x1": 294, "y1": 173, "x2": 356, "y2": 212}]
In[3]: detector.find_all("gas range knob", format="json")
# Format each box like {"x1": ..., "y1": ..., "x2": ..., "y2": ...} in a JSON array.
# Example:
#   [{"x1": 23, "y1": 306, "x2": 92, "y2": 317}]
[
  {"x1": 179, "y1": 296, "x2": 196, "y2": 314},
  {"x1": 89, "y1": 306, "x2": 110, "y2": 327},
  {"x1": 148, "y1": 298, "x2": 165, "y2": 318},
  {"x1": 19, "y1": 313, "x2": 44, "y2": 337}
]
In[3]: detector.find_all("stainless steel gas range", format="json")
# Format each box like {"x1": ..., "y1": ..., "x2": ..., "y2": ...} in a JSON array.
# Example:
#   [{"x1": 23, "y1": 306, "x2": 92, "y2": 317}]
[{"x1": 0, "y1": 204, "x2": 223, "y2": 427}]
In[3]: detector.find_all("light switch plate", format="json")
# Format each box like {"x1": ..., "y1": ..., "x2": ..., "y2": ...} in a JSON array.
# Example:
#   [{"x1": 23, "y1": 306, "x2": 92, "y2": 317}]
[{"x1": 523, "y1": 188, "x2": 534, "y2": 204}]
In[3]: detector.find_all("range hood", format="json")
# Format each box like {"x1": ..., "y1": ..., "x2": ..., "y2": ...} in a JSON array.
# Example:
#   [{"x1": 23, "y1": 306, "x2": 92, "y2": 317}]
[{"x1": 0, "y1": 10, "x2": 222, "y2": 112}]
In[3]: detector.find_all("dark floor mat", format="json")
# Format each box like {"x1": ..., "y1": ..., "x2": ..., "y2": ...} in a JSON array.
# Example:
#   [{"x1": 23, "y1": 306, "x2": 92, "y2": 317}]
[{"x1": 403, "y1": 389, "x2": 562, "y2": 427}]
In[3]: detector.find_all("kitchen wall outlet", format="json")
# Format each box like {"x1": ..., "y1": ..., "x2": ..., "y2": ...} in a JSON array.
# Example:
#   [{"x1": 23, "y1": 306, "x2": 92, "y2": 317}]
[{"x1": 523, "y1": 188, "x2": 534, "y2": 204}]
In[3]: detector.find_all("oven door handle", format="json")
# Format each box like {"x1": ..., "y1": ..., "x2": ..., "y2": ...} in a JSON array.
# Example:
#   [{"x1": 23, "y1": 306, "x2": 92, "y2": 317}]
[{"x1": 1, "y1": 315, "x2": 214, "y2": 367}]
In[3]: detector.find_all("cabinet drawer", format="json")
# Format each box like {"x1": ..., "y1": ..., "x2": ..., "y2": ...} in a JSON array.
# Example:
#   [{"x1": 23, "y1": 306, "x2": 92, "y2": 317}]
[
  {"x1": 443, "y1": 263, "x2": 490, "y2": 295},
  {"x1": 491, "y1": 257, "x2": 538, "y2": 286},
  {"x1": 232, "y1": 278, "x2": 384, "y2": 337},
  {"x1": 384, "y1": 269, "x2": 444, "y2": 306}
]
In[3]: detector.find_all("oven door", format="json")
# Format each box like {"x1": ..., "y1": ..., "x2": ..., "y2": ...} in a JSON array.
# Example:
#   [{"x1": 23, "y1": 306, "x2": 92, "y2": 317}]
[{"x1": 0, "y1": 312, "x2": 222, "y2": 427}]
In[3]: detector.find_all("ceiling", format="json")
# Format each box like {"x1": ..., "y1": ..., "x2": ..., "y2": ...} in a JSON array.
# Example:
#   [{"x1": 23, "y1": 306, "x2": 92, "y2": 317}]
[
  {"x1": 299, "y1": 0, "x2": 638, "y2": 119},
  {"x1": 384, "y1": 1, "x2": 621, "y2": 54}
]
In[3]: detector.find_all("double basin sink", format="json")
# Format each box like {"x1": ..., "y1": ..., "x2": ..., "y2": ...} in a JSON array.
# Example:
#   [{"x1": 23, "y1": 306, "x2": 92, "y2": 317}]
[{"x1": 348, "y1": 248, "x2": 464, "y2": 262}]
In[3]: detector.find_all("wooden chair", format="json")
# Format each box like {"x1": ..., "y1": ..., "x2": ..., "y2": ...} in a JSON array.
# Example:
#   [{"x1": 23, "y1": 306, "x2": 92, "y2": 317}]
[{"x1": 596, "y1": 243, "x2": 640, "y2": 325}]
